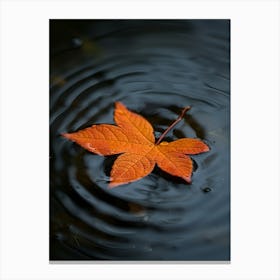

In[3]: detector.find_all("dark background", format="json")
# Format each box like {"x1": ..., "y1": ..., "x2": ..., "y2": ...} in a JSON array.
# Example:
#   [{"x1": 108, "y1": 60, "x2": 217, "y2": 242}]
[{"x1": 50, "y1": 20, "x2": 230, "y2": 261}]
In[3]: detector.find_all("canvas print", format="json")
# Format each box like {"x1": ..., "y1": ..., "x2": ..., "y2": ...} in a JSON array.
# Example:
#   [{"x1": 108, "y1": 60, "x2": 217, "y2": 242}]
[{"x1": 50, "y1": 20, "x2": 230, "y2": 261}]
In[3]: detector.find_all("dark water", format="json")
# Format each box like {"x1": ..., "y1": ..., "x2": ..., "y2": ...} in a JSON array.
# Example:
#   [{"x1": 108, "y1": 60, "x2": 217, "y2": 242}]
[{"x1": 50, "y1": 20, "x2": 230, "y2": 261}]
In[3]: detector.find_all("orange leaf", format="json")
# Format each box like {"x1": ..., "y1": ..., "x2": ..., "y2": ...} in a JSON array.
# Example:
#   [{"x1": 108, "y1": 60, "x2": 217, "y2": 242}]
[{"x1": 62, "y1": 102, "x2": 209, "y2": 187}]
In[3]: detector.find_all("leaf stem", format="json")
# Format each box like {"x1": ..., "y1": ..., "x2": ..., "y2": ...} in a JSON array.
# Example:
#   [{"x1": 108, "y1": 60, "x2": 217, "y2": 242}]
[{"x1": 155, "y1": 106, "x2": 191, "y2": 145}]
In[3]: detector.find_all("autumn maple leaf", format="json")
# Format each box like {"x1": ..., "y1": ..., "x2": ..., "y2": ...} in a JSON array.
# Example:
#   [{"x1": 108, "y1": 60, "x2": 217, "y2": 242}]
[{"x1": 62, "y1": 102, "x2": 209, "y2": 187}]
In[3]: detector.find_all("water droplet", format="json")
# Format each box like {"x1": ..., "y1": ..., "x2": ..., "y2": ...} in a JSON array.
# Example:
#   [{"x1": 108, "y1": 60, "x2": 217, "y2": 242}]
[
  {"x1": 143, "y1": 216, "x2": 149, "y2": 222},
  {"x1": 202, "y1": 187, "x2": 212, "y2": 193},
  {"x1": 71, "y1": 38, "x2": 83, "y2": 47}
]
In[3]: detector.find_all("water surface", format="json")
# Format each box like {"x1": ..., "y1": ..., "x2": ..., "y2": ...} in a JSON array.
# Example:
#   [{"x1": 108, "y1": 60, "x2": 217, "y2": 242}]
[{"x1": 50, "y1": 20, "x2": 230, "y2": 261}]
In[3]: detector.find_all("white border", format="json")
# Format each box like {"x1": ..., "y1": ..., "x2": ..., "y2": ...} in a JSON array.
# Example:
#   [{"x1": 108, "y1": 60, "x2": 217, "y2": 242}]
[{"x1": 0, "y1": 0, "x2": 279, "y2": 279}]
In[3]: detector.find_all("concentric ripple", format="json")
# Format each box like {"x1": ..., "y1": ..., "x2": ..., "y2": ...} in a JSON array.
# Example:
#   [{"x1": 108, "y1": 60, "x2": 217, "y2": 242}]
[{"x1": 50, "y1": 20, "x2": 230, "y2": 260}]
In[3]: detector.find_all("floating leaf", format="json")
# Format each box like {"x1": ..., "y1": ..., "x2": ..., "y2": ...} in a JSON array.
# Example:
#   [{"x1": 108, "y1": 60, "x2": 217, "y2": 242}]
[{"x1": 62, "y1": 102, "x2": 209, "y2": 187}]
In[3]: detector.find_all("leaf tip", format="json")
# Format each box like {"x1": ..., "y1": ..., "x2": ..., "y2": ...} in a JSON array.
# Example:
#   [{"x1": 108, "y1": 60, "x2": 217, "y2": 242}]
[
  {"x1": 182, "y1": 176, "x2": 192, "y2": 184},
  {"x1": 108, "y1": 181, "x2": 123, "y2": 188},
  {"x1": 204, "y1": 143, "x2": 210, "y2": 152},
  {"x1": 61, "y1": 132, "x2": 71, "y2": 139},
  {"x1": 115, "y1": 101, "x2": 125, "y2": 109},
  {"x1": 203, "y1": 143, "x2": 210, "y2": 152},
  {"x1": 61, "y1": 132, "x2": 78, "y2": 143}
]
